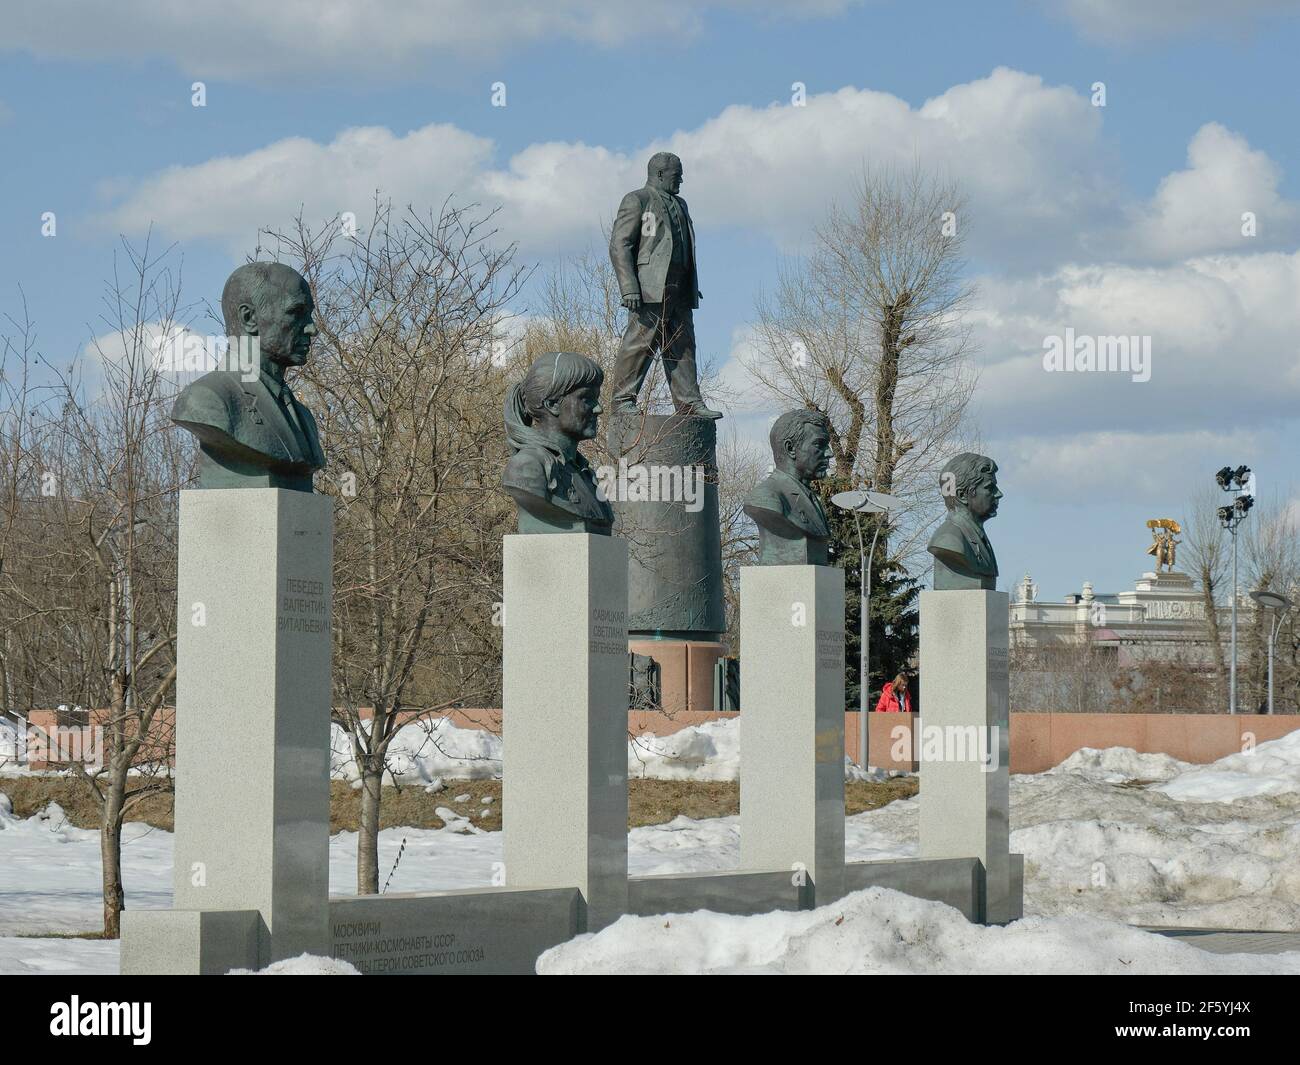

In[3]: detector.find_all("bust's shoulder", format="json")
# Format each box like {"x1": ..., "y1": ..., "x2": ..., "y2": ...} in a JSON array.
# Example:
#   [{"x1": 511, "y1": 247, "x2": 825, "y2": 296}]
[
  {"x1": 172, "y1": 371, "x2": 242, "y2": 426},
  {"x1": 746, "y1": 471, "x2": 792, "y2": 514},
  {"x1": 295, "y1": 399, "x2": 319, "y2": 432},
  {"x1": 503, "y1": 447, "x2": 552, "y2": 494},
  {"x1": 927, "y1": 515, "x2": 970, "y2": 554}
]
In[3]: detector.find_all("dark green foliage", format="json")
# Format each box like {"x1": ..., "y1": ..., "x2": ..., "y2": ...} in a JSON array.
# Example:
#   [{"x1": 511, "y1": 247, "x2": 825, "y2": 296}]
[{"x1": 818, "y1": 477, "x2": 920, "y2": 712}]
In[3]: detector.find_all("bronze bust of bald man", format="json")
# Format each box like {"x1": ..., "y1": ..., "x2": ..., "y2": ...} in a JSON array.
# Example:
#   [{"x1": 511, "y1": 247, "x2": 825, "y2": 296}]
[
  {"x1": 171, "y1": 262, "x2": 325, "y2": 493},
  {"x1": 744, "y1": 409, "x2": 833, "y2": 565},
  {"x1": 928, "y1": 453, "x2": 1001, "y2": 590}
]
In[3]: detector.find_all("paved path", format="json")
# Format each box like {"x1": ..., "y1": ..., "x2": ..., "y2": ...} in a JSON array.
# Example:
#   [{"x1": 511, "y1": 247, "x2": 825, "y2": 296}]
[{"x1": 1146, "y1": 928, "x2": 1300, "y2": 955}]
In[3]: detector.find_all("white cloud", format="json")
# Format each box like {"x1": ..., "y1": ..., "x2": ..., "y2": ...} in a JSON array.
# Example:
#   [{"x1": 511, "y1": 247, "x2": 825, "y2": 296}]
[
  {"x1": 103, "y1": 124, "x2": 499, "y2": 250},
  {"x1": 100, "y1": 68, "x2": 1119, "y2": 268},
  {"x1": 1043, "y1": 0, "x2": 1300, "y2": 44},
  {"x1": 101, "y1": 70, "x2": 1296, "y2": 270},
  {"x1": 1121, "y1": 123, "x2": 1300, "y2": 260},
  {"x1": 0, "y1": 1, "x2": 863, "y2": 79},
  {"x1": 989, "y1": 426, "x2": 1268, "y2": 506},
  {"x1": 971, "y1": 251, "x2": 1300, "y2": 438}
]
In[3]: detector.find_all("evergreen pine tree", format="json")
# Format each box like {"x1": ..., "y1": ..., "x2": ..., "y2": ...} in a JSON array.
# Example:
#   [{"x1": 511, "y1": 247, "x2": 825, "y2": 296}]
[{"x1": 818, "y1": 475, "x2": 920, "y2": 713}]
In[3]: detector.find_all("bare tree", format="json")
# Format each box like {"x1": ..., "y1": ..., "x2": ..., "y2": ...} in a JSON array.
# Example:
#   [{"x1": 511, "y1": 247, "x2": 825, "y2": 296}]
[
  {"x1": 1181, "y1": 486, "x2": 1229, "y2": 707},
  {"x1": 716, "y1": 430, "x2": 763, "y2": 653},
  {"x1": 263, "y1": 197, "x2": 525, "y2": 894},
  {"x1": 742, "y1": 162, "x2": 978, "y2": 568},
  {"x1": 1242, "y1": 494, "x2": 1300, "y2": 713},
  {"x1": 0, "y1": 237, "x2": 186, "y2": 935}
]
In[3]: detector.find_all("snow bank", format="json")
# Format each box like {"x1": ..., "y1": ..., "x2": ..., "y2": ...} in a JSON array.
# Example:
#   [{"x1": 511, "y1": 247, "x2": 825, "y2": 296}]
[
  {"x1": 1152, "y1": 729, "x2": 1300, "y2": 803},
  {"x1": 230, "y1": 953, "x2": 359, "y2": 975},
  {"x1": 537, "y1": 886, "x2": 1300, "y2": 975},
  {"x1": 330, "y1": 720, "x2": 501, "y2": 786},
  {"x1": 335, "y1": 715, "x2": 904, "y2": 786},
  {"x1": 629, "y1": 718, "x2": 738, "y2": 781},
  {"x1": 1049, "y1": 746, "x2": 1190, "y2": 783},
  {"x1": 629, "y1": 717, "x2": 899, "y2": 782}
]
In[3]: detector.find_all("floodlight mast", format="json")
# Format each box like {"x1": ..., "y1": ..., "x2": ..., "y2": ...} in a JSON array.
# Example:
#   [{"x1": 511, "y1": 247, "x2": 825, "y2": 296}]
[{"x1": 1217, "y1": 466, "x2": 1253, "y2": 714}]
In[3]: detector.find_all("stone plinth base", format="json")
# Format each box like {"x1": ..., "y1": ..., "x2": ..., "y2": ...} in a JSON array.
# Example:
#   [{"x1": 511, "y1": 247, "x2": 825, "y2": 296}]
[
  {"x1": 124, "y1": 489, "x2": 334, "y2": 973},
  {"x1": 503, "y1": 533, "x2": 629, "y2": 932},
  {"x1": 121, "y1": 909, "x2": 261, "y2": 975},
  {"x1": 919, "y1": 589, "x2": 1016, "y2": 923},
  {"x1": 739, "y1": 564, "x2": 845, "y2": 904}
]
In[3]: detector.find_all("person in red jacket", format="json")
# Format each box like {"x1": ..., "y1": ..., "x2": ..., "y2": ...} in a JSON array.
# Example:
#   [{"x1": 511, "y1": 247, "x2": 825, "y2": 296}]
[{"x1": 874, "y1": 673, "x2": 913, "y2": 713}]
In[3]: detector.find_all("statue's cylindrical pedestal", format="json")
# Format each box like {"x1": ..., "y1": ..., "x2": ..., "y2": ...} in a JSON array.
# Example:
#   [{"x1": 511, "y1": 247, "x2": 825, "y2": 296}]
[
  {"x1": 502, "y1": 533, "x2": 629, "y2": 932},
  {"x1": 739, "y1": 564, "x2": 846, "y2": 905},
  {"x1": 608, "y1": 412, "x2": 724, "y2": 711}
]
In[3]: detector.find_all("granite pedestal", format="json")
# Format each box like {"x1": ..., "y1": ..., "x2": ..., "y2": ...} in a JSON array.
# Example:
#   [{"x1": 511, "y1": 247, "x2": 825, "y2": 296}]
[
  {"x1": 121, "y1": 488, "x2": 333, "y2": 973},
  {"x1": 918, "y1": 589, "x2": 1019, "y2": 923},
  {"x1": 502, "y1": 533, "x2": 629, "y2": 932},
  {"x1": 739, "y1": 564, "x2": 845, "y2": 904}
]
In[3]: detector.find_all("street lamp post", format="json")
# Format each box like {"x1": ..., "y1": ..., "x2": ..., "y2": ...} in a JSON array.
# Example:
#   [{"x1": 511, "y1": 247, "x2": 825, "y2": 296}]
[
  {"x1": 1250, "y1": 590, "x2": 1292, "y2": 715},
  {"x1": 830, "y1": 489, "x2": 901, "y2": 771},
  {"x1": 1216, "y1": 465, "x2": 1254, "y2": 715}
]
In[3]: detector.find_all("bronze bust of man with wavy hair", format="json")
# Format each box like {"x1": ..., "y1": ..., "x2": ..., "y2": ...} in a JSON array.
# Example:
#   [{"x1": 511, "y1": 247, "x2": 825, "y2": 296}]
[
  {"x1": 744, "y1": 409, "x2": 833, "y2": 565},
  {"x1": 928, "y1": 452, "x2": 1001, "y2": 590}
]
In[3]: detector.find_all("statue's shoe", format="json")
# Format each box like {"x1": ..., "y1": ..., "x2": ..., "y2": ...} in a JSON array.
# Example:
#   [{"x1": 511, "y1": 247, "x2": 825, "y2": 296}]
[{"x1": 680, "y1": 404, "x2": 723, "y2": 419}]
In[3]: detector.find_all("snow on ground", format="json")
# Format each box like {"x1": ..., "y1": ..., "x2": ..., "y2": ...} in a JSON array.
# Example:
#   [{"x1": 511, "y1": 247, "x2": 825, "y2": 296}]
[
  {"x1": 229, "y1": 954, "x2": 359, "y2": 975},
  {"x1": 1153, "y1": 728, "x2": 1300, "y2": 803},
  {"x1": 331, "y1": 716, "x2": 897, "y2": 786},
  {"x1": 330, "y1": 720, "x2": 501, "y2": 786},
  {"x1": 537, "y1": 886, "x2": 1300, "y2": 975},
  {"x1": 4, "y1": 723, "x2": 1300, "y2": 973},
  {"x1": 0, "y1": 936, "x2": 119, "y2": 975},
  {"x1": 0, "y1": 716, "x2": 21, "y2": 771}
]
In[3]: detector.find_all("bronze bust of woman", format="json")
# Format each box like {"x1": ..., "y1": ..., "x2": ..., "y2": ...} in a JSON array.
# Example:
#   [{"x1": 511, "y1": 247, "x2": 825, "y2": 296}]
[{"x1": 502, "y1": 351, "x2": 614, "y2": 534}]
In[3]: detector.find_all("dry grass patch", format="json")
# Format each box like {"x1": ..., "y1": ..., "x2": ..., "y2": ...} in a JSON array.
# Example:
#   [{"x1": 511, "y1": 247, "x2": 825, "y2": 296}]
[{"x1": 1, "y1": 774, "x2": 917, "y2": 834}]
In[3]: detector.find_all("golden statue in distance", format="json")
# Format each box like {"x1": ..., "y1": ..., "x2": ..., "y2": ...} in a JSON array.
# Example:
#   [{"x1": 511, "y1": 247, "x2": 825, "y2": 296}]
[{"x1": 1145, "y1": 518, "x2": 1181, "y2": 572}]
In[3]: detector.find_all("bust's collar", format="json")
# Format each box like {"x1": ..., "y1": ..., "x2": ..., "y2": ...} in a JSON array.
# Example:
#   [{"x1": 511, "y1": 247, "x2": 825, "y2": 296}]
[
  {"x1": 950, "y1": 506, "x2": 991, "y2": 550},
  {"x1": 258, "y1": 366, "x2": 293, "y2": 402},
  {"x1": 772, "y1": 468, "x2": 825, "y2": 514},
  {"x1": 771, "y1": 467, "x2": 809, "y2": 493},
  {"x1": 530, "y1": 431, "x2": 590, "y2": 471}
]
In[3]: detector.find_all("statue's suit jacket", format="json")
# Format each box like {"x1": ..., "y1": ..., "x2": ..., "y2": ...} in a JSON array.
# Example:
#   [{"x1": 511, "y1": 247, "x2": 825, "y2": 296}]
[
  {"x1": 609, "y1": 186, "x2": 700, "y2": 307},
  {"x1": 745, "y1": 469, "x2": 830, "y2": 540},
  {"x1": 172, "y1": 369, "x2": 324, "y2": 474},
  {"x1": 928, "y1": 508, "x2": 998, "y2": 581}
]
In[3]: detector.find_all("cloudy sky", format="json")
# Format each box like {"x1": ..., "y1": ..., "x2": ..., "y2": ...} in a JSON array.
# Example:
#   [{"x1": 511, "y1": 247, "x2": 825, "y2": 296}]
[{"x1": 3, "y1": 0, "x2": 1300, "y2": 599}]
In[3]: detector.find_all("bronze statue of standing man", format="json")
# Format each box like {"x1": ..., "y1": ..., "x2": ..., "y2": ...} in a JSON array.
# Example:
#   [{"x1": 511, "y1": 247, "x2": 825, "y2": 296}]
[{"x1": 608, "y1": 153, "x2": 721, "y2": 419}]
